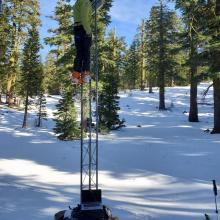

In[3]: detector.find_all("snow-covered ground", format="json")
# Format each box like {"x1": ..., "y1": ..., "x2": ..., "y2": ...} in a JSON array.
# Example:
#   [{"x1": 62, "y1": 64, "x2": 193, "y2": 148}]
[{"x1": 0, "y1": 83, "x2": 219, "y2": 220}]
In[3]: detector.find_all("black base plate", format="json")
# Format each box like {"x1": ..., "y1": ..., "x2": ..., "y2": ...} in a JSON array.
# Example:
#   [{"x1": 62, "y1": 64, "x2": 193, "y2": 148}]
[{"x1": 55, "y1": 205, "x2": 111, "y2": 220}]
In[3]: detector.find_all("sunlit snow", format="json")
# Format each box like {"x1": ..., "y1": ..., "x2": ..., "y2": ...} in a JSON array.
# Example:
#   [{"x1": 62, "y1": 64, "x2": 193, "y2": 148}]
[{"x1": 0, "y1": 83, "x2": 219, "y2": 220}]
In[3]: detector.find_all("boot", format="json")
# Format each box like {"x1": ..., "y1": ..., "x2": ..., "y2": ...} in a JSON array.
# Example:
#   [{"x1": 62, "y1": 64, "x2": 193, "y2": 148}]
[{"x1": 70, "y1": 71, "x2": 83, "y2": 85}]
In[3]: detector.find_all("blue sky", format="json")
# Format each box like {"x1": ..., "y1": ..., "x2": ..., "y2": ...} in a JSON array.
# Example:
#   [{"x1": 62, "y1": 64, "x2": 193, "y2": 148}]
[{"x1": 39, "y1": 0, "x2": 171, "y2": 61}]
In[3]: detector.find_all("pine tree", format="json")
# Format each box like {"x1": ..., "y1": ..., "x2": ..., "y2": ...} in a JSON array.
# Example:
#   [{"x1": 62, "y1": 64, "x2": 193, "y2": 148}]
[
  {"x1": 91, "y1": 0, "x2": 113, "y2": 79},
  {"x1": 53, "y1": 89, "x2": 80, "y2": 141},
  {"x1": 146, "y1": 1, "x2": 179, "y2": 108},
  {"x1": 21, "y1": 23, "x2": 41, "y2": 128},
  {"x1": 5, "y1": 0, "x2": 41, "y2": 106},
  {"x1": 158, "y1": 0, "x2": 166, "y2": 110},
  {"x1": 124, "y1": 38, "x2": 140, "y2": 90},
  {"x1": 138, "y1": 19, "x2": 147, "y2": 90},
  {"x1": 0, "y1": 1, "x2": 11, "y2": 102},
  {"x1": 99, "y1": 75, "x2": 122, "y2": 132},
  {"x1": 212, "y1": 76, "x2": 220, "y2": 133},
  {"x1": 44, "y1": 52, "x2": 60, "y2": 95},
  {"x1": 145, "y1": 7, "x2": 159, "y2": 93},
  {"x1": 164, "y1": 11, "x2": 186, "y2": 87},
  {"x1": 45, "y1": 0, "x2": 80, "y2": 136},
  {"x1": 211, "y1": 1, "x2": 220, "y2": 134},
  {"x1": 85, "y1": 0, "x2": 114, "y2": 131},
  {"x1": 165, "y1": 13, "x2": 188, "y2": 87},
  {"x1": 99, "y1": 30, "x2": 125, "y2": 132},
  {"x1": 129, "y1": 21, "x2": 147, "y2": 91},
  {"x1": 117, "y1": 38, "x2": 127, "y2": 90},
  {"x1": 173, "y1": 0, "x2": 207, "y2": 122},
  {"x1": 45, "y1": 0, "x2": 74, "y2": 89},
  {"x1": 202, "y1": 0, "x2": 220, "y2": 133}
]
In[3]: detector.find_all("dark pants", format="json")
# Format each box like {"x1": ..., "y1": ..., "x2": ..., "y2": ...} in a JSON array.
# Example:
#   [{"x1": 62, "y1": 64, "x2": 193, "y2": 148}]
[{"x1": 74, "y1": 25, "x2": 92, "y2": 73}]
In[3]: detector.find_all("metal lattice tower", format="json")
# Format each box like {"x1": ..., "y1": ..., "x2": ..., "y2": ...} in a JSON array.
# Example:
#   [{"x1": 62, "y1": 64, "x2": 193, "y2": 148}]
[
  {"x1": 55, "y1": 0, "x2": 114, "y2": 219},
  {"x1": 80, "y1": 82, "x2": 99, "y2": 194},
  {"x1": 80, "y1": 0, "x2": 101, "y2": 204}
]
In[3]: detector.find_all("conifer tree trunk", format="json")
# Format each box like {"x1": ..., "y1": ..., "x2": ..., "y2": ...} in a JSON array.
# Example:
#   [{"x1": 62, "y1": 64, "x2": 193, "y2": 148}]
[
  {"x1": 7, "y1": 74, "x2": 16, "y2": 106},
  {"x1": 189, "y1": 67, "x2": 198, "y2": 122},
  {"x1": 148, "y1": 75, "x2": 153, "y2": 93},
  {"x1": 159, "y1": 77, "x2": 165, "y2": 109},
  {"x1": 0, "y1": 83, "x2": 2, "y2": 103},
  {"x1": 22, "y1": 90, "x2": 29, "y2": 128},
  {"x1": 132, "y1": 79, "x2": 135, "y2": 90},
  {"x1": 159, "y1": 0, "x2": 166, "y2": 110},
  {"x1": 212, "y1": 76, "x2": 220, "y2": 133},
  {"x1": 7, "y1": 2, "x2": 22, "y2": 106},
  {"x1": 211, "y1": 0, "x2": 220, "y2": 133},
  {"x1": 140, "y1": 20, "x2": 145, "y2": 91},
  {"x1": 37, "y1": 98, "x2": 42, "y2": 127},
  {"x1": 188, "y1": 19, "x2": 199, "y2": 122}
]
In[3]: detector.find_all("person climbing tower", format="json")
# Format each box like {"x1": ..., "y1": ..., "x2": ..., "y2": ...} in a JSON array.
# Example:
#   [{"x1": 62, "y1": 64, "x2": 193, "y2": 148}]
[{"x1": 71, "y1": 0, "x2": 93, "y2": 85}]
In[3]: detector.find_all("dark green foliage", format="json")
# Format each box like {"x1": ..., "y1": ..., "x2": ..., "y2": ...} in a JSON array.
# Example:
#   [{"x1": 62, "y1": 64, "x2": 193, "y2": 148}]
[
  {"x1": 201, "y1": 0, "x2": 220, "y2": 133},
  {"x1": 145, "y1": 7, "x2": 159, "y2": 92},
  {"x1": 0, "y1": 2, "x2": 11, "y2": 101},
  {"x1": 99, "y1": 31, "x2": 125, "y2": 131},
  {"x1": 45, "y1": 0, "x2": 74, "y2": 91},
  {"x1": 91, "y1": 0, "x2": 113, "y2": 79},
  {"x1": 98, "y1": 0, "x2": 112, "y2": 26},
  {"x1": 145, "y1": 1, "x2": 180, "y2": 109},
  {"x1": 45, "y1": 0, "x2": 73, "y2": 56},
  {"x1": 21, "y1": 25, "x2": 42, "y2": 97},
  {"x1": 0, "y1": 3, "x2": 10, "y2": 81},
  {"x1": 172, "y1": 0, "x2": 208, "y2": 122},
  {"x1": 90, "y1": 1, "x2": 122, "y2": 133},
  {"x1": 202, "y1": 1, "x2": 220, "y2": 77},
  {"x1": 99, "y1": 74, "x2": 123, "y2": 131},
  {"x1": 139, "y1": 20, "x2": 147, "y2": 90},
  {"x1": 124, "y1": 38, "x2": 140, "y2": 90},
  {"x1": 45, "y1": 0, "x2": 80, "y2": 137},
  {"x1": 146, "y1": 7, "x2": 179, "y2": 90},
  {"x1": 21, "y1": 23, "x2": 41, "y2": 128},
  {"x1": 44, "y1": 53, "x2": 61, "y2": 95},
  {"x1": 54, "y1": 89, "x2": 80, "y2": 140},
  {"x1": 1, "y1": 0, "x2": 41, "y2": 105}
]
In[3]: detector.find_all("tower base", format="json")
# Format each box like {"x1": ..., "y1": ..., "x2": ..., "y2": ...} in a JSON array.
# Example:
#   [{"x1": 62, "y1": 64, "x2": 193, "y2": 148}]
[
  {"x1": 54, "y1": 190, "x2": 118, "y2": 220},
  {"x1": 54, "y1": 204, "x2": 113, "y2": 220}
]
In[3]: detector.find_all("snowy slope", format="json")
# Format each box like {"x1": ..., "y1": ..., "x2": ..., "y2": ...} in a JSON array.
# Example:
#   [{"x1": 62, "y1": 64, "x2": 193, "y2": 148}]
[{"x1": 0, "y1": 83, "x2": 219, "y2": 220}]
